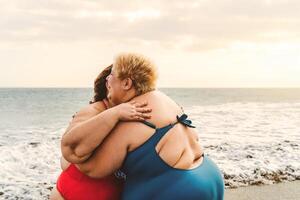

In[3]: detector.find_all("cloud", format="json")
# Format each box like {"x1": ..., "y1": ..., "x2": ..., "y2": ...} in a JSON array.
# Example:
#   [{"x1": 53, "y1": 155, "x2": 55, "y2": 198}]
[{"x1": 1, "y1": 0, "x2": 300, "y2": 51}]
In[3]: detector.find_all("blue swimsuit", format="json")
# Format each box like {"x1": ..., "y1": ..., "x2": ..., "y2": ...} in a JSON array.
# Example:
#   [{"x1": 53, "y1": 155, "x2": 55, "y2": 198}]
[{"x1": 120, "y1": 114, "x2": 224, "y2": 200}]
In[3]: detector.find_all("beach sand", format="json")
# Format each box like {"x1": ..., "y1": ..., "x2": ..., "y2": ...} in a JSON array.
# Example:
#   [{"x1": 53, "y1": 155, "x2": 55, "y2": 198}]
[{"x1": 225, "y1": 181, "x2": 300, "y2": 200}]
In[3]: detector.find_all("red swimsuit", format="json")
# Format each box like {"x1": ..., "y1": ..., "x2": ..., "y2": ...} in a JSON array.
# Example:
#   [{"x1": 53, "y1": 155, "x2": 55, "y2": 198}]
[{"x1": 56, "y1": 164, "x2": 123, "y2": 200}]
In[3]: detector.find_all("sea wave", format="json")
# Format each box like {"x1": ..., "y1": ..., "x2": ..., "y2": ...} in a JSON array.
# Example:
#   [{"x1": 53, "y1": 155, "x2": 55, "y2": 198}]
[{"x1": 0, "y1": 101, "x2": 299, "y2": 199}]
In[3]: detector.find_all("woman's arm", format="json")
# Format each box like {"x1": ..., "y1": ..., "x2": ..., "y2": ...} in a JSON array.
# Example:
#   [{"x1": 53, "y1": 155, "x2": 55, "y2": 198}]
[
  {"x1": 61, "y1": 101, "x2": 151, "y2": 164},
  {"x1": 61, "y1": 103, "x2": 118, "y2": 164},
  {"x1": 76, "y1": 122, "x2": 130, "y2": 178},
  {"x1": 60, "y1": 156, "x2": 71, "y2": 171}
]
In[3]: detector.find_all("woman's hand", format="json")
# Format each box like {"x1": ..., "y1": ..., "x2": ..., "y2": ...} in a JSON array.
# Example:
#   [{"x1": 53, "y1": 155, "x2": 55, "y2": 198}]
[{"x1": 116, "y1": 101, "x2": 152, "y2": 121}]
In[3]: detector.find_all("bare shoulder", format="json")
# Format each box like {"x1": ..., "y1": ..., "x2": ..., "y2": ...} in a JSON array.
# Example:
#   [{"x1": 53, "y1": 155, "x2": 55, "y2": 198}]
[
  {"x1": 106, "y1": 121, "x2": 140, "y2": 139},
  {"x1": 72, "y1": 101, "x2": 106, "y2": 122},
  {"x1": 106, "y1": 120, "x2": 156, "y2": 152},
  {"x1": 64, "y1": 101, "x2": 106, "y2": 134},
  {"x1": 132, "y1": 90, "x2": 172, "y2": 103},
  {"x1": 94, "y1": 122, "x2": 133, "y2": 152}
]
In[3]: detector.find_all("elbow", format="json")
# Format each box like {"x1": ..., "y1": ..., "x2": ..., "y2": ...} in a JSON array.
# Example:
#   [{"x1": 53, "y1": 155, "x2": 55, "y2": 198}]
[
  {"x1": 61, "y1": 130, "x2": 75, "y2": 152},
  {"x1": 61, "y1": 138, "x2": 87, "y2": 164},
  {"x1": 61, "y1": 132, "x2": 72, "y2": 158},
  {"x1": 61, "y1": 130, "x2": 91, "y2": 164},
  {"x1": 61, "y1": 137, "x2": 73, "y2": 162},
  {"x1": 61, "y1": 148, "x2": 87, "y2": 164}
]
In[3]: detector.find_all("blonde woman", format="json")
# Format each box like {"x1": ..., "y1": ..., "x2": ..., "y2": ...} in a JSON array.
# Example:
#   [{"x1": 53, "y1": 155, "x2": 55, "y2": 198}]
[
  {"x1": 62, "y1": 53, "x2": 224, "y2": 200},
  {"x1": 50, "y1": 64, "x2": 152, "y2": 200}
]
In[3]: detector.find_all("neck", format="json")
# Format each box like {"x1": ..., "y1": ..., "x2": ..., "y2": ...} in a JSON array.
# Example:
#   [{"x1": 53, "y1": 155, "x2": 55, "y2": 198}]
[
  {"x1": 106, "y1": 89, "x2": 137, "y2": 108},
  {"x1": 121, "y1": 89, "x2": 137, "y2": 103}
]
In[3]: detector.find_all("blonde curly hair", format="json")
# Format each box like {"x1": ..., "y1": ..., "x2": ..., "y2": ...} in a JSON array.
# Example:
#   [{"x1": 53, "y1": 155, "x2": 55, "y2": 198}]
[{"x1": 113, "y1": 53, "x2": 158, "y2": 95}]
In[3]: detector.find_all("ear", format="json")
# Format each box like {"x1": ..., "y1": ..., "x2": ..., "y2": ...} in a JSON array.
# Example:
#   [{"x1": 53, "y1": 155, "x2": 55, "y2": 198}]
[{"x1": 122, "y1": 78, "x2": 133, "y2": 90}]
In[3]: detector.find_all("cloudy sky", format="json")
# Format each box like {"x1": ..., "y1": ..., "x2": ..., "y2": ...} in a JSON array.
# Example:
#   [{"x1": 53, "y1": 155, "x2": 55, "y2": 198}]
[{"x1": 1, "y1": 0, "x2": 300, "y2": 88}]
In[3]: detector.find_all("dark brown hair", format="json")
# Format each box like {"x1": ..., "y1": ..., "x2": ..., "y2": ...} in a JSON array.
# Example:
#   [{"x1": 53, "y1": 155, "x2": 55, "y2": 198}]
[{"x1": 89, "y1": 64, "x2": 112, "y2": 104}]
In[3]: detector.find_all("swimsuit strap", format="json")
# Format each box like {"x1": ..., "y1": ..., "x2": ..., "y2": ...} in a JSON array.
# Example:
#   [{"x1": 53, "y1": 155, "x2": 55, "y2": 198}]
[
  {"x1": 141, "y1": 120, "x2": 156, "y2": 129},
  {"x1": 142, "y1": 113, "x2": 195, "y2": 130},
  {"x1": 141, "y1": 113, "x2": 196, "y2": 146}
]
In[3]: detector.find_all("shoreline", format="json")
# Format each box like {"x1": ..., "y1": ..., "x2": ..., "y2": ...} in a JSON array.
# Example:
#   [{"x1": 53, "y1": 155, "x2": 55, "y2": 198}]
[{"x1": 225, "y1": 180, "x2": 300, "y2": 200}]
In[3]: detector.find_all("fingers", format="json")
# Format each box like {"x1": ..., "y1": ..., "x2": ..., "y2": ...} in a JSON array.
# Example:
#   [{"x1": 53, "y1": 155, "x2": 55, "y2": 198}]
[
  {"x1": 123, "y1": 101, "x2": 152, "y2": 121},
  {"x1": 139, "y1": 113, "x2": 151, "y2": 119},
  {"x1": 139, "y1": 111, "x2": 151, "y2": 118},
  {"x1": 134, "y1": 103, "x2": 151, "y2": 120},
  {"x1": 139, "y1": 101, "x2": 148, "y2": 107},
  {"x1": 134, "y1": 116, "x2": 146, "y2": 121},
  {"x1": 132, "y1": 111, "x2": 151, "y2": 121},
  {"x1": 132, "y1": 101, "x2": 148, "y2": 108},
  {"x1": 135, "y1": 107, "x2": 152, "y2": 113}
]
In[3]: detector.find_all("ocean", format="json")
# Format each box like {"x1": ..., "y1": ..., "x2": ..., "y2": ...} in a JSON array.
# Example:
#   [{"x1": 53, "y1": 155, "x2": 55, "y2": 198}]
[{"x1": 0, "y1": 88, "x2": 299, "y2": 199}]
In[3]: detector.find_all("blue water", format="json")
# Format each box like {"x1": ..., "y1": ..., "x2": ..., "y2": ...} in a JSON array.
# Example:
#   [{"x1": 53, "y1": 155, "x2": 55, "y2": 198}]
[{"x1": 0, "y1": 88, "x2": 300, "y2": 199}]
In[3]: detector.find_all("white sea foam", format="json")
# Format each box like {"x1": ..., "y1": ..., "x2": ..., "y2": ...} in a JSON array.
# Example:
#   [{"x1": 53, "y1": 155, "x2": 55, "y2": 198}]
[
  {"x1": 185, "y1": 102, "x2": 300, "y2": 188},
  {"x1": 0, "y1": 129, "x2": 62, "y2": 199},
  {"x1": 0, "y1": 88, "x2": 300, "y2": 199}
]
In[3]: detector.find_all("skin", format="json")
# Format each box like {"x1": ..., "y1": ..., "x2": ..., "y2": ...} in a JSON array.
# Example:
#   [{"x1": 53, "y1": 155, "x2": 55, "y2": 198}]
[
  {"x1": 60, "y1": 66, "x2": 147, "y2": 164},
  {"x1": 63, "y1": 66, "x2": 204, "y2": 179},
  {"x1": 50, "y1": 67, "x2": 152, "y2": 199},
  {"x1": 61, "y1": 99, "x2": 151, "y2": 164},
  {"x1": 50, "y1": 100, "x2": 151, "y2": 200},
  {"x1": 76, "y1": 91, "x2": 204, "y2": 178}
]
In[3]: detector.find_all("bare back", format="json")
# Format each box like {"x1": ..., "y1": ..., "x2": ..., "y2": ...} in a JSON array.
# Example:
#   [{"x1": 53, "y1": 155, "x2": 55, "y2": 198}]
[{"x1": 108, "y1": 90, "x2": 204, "y2": 170}]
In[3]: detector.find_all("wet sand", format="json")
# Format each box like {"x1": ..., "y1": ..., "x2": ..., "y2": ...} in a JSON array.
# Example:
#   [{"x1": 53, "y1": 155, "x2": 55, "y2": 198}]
[{"x1": 225, "y1": 181, "x2": 300, "y2": 200}]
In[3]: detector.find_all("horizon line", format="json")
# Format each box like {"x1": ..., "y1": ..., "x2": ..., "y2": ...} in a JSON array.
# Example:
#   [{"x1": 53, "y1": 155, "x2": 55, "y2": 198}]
[{"x1": 1, "y1": 87, "x2": 300, "y2": 89}]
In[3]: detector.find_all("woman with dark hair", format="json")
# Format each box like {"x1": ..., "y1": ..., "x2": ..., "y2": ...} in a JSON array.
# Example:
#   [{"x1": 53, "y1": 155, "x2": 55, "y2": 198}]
[
  {"x1": 50, "y1": 64, "x2": 152, "y2": 200},
  {"x1": 62, "y1": 53, "x2": 224, "y2": 200},
  {"x1": 90, "y1": 64, "x2": 113, "y2": 104}
]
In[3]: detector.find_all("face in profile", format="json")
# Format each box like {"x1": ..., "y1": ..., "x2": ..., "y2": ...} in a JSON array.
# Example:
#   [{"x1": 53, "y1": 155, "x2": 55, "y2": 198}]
[{"x1": 106, "y1": 66, "x2": 124, "y2": 105}]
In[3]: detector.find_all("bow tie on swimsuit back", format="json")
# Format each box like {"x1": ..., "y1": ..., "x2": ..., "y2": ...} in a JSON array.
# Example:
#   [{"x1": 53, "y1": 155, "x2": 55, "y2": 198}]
[
  {"x1": 175, "y1": 114, "x2": 196, "y2": 128},
  {"x1": 142, "y1": 113, "x2": 196, "y2": 129},
  {"x1": 120, "y1": 113, "x2": 225, "y2": 200}
]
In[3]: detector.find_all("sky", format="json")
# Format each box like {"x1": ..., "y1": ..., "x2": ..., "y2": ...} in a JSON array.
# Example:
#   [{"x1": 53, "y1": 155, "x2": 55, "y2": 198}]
[{"x1": 0, "y1": 0, "x2": 300, "y2": 88}]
